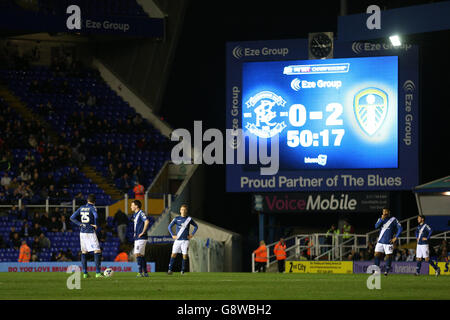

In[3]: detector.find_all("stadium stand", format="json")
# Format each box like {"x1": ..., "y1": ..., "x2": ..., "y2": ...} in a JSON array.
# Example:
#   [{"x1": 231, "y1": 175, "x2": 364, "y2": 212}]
[
  {"x1": 0, "y1": 59, "x2": 171, "y2": 201},
  {"x1": 0, "y1": 41, "x2": 164, "y2": 262}
]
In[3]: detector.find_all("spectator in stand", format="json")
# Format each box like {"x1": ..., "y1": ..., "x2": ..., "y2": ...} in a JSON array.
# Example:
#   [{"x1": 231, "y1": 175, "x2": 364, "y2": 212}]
[
  {"x1": 406, "y1": 249, "x2": 416, "y2": 262},
  {"x1": 31, "y1": 236, "x2": 41, "y2": 252},
  {"x1": 114, "y1": 209, "x2": 129, "y2": 244},
  {"x1": 56, "y1": 250, "x2": 71, "y2": 262},
  {"x1": 29, "y1": 222, "x2": 43, "y2": 237},
  {"x1": 114, "y1": 246, "x2": 129, "y2": 262},
  {"x1": 47, "y1": 184, "x2": 59, "y2": 204},
  {"x1": 115, "y1": 163, "x2": 124, "y2": 180},
  {"x1": 76, "y1": 91, "x2": 86, "y2": 107},
  {"x1": 1, "y1": 172, "x2": 11, "y2": 189},
  {"x1": 299, "y1": 249, "x2": 308, "y2": 261},
  {"x1": 19, "y1": 168, "x2": 31, "y2": 183},
  {"x1": 59, "y1": 188, "x2": 72, "y2": 203},
  {"x1": 19, "y1": 220, "x2": 30, "y2": 238},
  {"x1": 50, "y1": 207, "x2": 62, "y2": 221},
  {"x1": 98, "y1": 226, "x2": 107, "y2": 243},
  {"x1": 38, "y1": 233, "x2": 51, "y2": 249},
  {"x1": 74, "y1": 192, "x2": 85, "y2": 206},
  {"x1": 11, "y1": 233, "x2": 22, "y2": 250},
  {"x1": 325, "y1": 224, "x2": 339, "y2": 251},
  {"x1": 17, "y1": 205, "x2": 28, "y2": 220},
  {"x1": 136, "y1": 137, "x2": 146, "y2": 150},
  {"x1": 8, "y1": 204, "x2": 19, "y2": 218},
  {"x1": 31, "y1": 212, "x2": 40, "y2": 225},
  {"x1": 86, "y1": 91, "x2": 96, "y2": 107},
  {"x1": 39, "y1": 211, "x2": 50, "y2": 229},
  {"x1": 67, "y1": 167, "x2": 79, "y2": 184},
  {"x1": 50, "y1": 252, "x2": 58, "y2": 262},
  {"x1": 18, "y1": 240, "x2": 31, "y2": 263},
  {"x1": 9, "y1": 226, "x2": 19, "y2": 241},
  {"x1": 0, "y1": 234, "x2": 6, "y2": 249},
  {"x1": 48, "y1": 216, "x2": 62, "y2": 233},
  {"x1": 366, "y1": 241, "x2": 375, "y2": 261},
  {"x1": 119, "y1": 173, "x2": 132, "y2": 193},
  {"x1": 60, "y1": 215, "x2": 71, "y2": 232},
  {"x1": 133, "y1": 181, "x2": 145, "y2": 201},
  {"x1": 31, "y1": 252, "x2": 39, "y2": 262},
  {"x1": 0, "y1": 190, "x2": 8, "y2": 204},
  {"x1": 66, "y1": 249, "x2": 75, "y2": 261},
  {"x1": 107, "y1": 163, "x2": 117, "y2": 181}
]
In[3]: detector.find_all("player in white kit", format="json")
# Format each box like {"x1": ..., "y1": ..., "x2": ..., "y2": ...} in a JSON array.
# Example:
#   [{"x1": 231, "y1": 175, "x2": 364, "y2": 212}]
[{"x1": 415, "y1": 215, "x2": 440, "y2": 276}]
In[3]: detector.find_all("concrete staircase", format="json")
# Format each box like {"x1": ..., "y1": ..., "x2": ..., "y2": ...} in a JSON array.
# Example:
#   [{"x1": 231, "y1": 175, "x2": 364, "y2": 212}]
[
  {"x1": 0, "y1": 85, "x2": 123, "y2": 203},
  {"x1": 81, "y1": 164, "x2": 123, "y2": 202}
]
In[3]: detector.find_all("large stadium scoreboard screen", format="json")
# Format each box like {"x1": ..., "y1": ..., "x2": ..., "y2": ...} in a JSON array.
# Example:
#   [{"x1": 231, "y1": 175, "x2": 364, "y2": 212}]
[
  {"x1": 242, "y1": 56, "x2": 398, "y2": 170},
  {"x1": 226, "y1": 40, "x2": 418, "y2": 192}
]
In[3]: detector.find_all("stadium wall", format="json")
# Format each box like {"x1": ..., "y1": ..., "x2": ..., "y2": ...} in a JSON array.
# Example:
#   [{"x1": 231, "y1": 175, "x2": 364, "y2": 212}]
[
  {"x1": 93, "y1": 58, "x2": 172, "y2": 138},
  {"x1": 91, "y1": 0, "x2": 188, "y2": 113}
]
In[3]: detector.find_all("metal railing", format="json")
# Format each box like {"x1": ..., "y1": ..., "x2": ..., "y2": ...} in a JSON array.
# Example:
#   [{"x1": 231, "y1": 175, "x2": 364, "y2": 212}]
[
  {"x1": 313, "y1": 233, "x2": 369, "y2": 261},
  {"x1": 250, "y1": 215, "x2": 450, "y2": 270},
  {"x1": 251, "y1": 234, "x2": 314, "y2": 272}
]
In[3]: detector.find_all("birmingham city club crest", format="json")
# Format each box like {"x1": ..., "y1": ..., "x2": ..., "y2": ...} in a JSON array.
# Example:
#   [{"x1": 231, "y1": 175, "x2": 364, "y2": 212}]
[
  {"x1": 243, "y1": 91, "x2": 288, "y2": 138},
  {"x1": 354, "y1": 88, "x2": 388, "y2": 136}
]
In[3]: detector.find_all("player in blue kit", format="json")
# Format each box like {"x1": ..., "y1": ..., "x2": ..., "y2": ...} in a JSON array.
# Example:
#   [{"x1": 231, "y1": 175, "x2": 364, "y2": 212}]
[
  {"x1": 131, "y1": 200, "x2": 151, "y2": 277},
  {"x1": 167, "y1": 204, "x2": 198, "y2": 275},
  {"x1": 374, "y1": 208, "x2": 403, "y2": 276},
  {"x1": 70, "y1": 194, "x2": 103, "y2": 278},
  {"x1": 415, "y1": 215, "x2": 440, "y2": 276}
]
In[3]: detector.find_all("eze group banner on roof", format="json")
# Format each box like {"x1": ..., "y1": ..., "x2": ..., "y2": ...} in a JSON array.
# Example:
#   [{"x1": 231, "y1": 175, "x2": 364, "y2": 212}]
[{"x1": 0, "y1": 10, "x2": 164, "y2": 38}]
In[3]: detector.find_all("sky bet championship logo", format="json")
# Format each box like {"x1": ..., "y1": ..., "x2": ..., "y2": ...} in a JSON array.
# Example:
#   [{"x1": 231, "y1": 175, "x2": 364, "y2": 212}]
[{"x1": 353, "y1": 88, "x2": 388, "y2": 136}]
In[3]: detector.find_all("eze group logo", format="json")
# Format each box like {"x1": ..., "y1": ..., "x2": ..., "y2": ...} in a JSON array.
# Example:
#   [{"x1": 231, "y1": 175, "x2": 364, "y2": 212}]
[
  {"x1": 290, "y1": 78, "x2": 301, "y2": 91},
  {"x1": 232, "y1": 46, "x2": 244, "y2": 59},
  {"x1": 243, "y1": 91, "x2": 288, "y2": 138},
  {"x1": 231, "y1": 45, "x2": 289, "y2": 60},
  {"x1": 351, "y1": 41, "x2": 412, "y2": 54},
  {"x1": 354, "y1": 88, "x2": 388, "y2": 136},
  {"x1": 352, "y1": 42, "x2": 364, "y2": 54},
  {"x1": 402, "y1": 80, "x2": 416, "y2": 92}
]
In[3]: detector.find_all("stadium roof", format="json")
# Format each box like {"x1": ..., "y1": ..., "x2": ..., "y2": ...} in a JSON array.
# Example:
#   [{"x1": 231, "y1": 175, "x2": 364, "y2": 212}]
[{"x1": 414, "y1": 176, "x2": 450, "y2": 193}]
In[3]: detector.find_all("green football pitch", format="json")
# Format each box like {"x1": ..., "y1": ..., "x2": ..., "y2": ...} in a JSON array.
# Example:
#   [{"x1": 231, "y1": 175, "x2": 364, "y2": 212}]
[{"x1": 0, "y1": 272, "x2": 449, "y2": 300}]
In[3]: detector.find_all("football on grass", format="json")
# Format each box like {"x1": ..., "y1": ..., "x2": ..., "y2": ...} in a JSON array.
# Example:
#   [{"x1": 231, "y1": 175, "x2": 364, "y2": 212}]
[{"x1": 103, "y1": 268, "x2": 114, "y2": 277}]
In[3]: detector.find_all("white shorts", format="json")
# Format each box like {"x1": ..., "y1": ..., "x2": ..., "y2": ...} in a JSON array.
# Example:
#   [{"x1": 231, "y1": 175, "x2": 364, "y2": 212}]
[
  {"x1": 80, "y1": 232, "x2": 100, "y2": 253},
  {"x1": 375, "y1": 242, "x2": 394, "y2": 255},
  {"x1": 172, "y1": 240, "x2": 189, "y2": 255},
  {"x1": 416, "y1": 244, "x2": 429, "y2": 259},
  {"x1": 134, "y1": 239, "x2": 147, "y2": 255}
]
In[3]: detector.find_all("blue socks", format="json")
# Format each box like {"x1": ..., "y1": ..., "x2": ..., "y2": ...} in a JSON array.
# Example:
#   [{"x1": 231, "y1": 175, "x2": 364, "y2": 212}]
[
  {"x1": 141, "y1": 257, "x2": 147, "y2": 274},
  {"x1": 168, "y1": 257, "x2": 175, "y2": 271},
  {"x1": 94, "y1": 253, "x2": 101, "y2": 274},
  {"x1": 81, "y1": 253, "x2": 87, "y2": 274},
  {"x1": 374, "y1": 256, "x2": 380, "y2": 266},
  {"x1": 416, "y1": 260, "x2": 422, "y2": 273},
  {"x1": 386, "y1": 256, "x2": 392, "y2": 272},
  {"x1": 182, "y1": 258, "x2": 186, "y2": 272},
  {"x1": 137, "y1": 256, "x2": 143, "y2": 273}
]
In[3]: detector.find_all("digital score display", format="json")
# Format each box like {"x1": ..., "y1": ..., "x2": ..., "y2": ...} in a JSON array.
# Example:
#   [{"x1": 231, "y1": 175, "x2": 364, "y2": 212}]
[
  {"x1": 242, "y1": 56, "x2": 398, "y2": 170},
  {"x1": 226, "y1": 39, "x2": 418, "y2": 192}
]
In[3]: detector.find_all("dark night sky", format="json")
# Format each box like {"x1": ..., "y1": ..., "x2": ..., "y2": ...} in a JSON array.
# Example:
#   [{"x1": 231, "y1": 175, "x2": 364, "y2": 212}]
[{"x1": 160, "y1": 0, "x2": 450, "y2": 260}]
